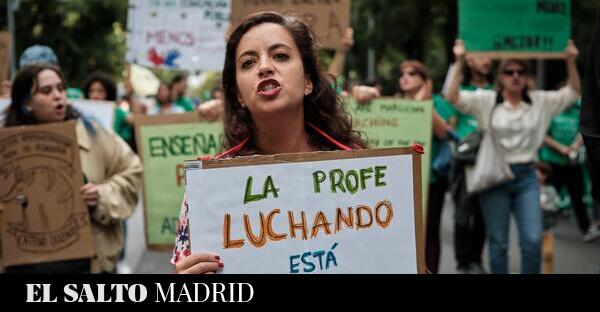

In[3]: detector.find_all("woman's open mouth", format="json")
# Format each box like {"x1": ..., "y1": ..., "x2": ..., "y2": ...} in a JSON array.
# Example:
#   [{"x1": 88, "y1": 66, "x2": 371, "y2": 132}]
[{"x1": 257, "y1": 79, "x2": 282, "y2": 98}]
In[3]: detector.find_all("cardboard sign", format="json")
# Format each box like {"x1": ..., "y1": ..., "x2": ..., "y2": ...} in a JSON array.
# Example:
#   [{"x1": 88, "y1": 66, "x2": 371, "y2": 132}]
[
  {"x1": 0, "y1": 121, "x2": 94, "y2": 267},
  {"x1": 231, "y1": 0, "x2": 350, "y2": 49},
  {"x1": 459, "y1": 0, "x2": 571, "y2": 59},
  {"x1": 126, "y1": 0, "x2": 230, "y2": 71},
  {"x1": 70, "y1": 100, "x2": 116, "y2": 130},
  {"x1": 186, "y1": 148, "x2": 425, "y2": 274},
  {"x1": 135, "y1": 113, "x2": 224, "y2": 250},
  {"x1": 347, "y1": 98, "x2": 433, "y2": 213},
  {"x1": 0, "y1": 32, "x2": 10, "y2": 81}
]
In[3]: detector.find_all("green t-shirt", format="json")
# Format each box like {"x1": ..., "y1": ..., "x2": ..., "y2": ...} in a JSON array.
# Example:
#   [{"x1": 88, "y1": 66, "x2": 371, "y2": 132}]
[
  {"x1": 451, "y1": 83, "x2": 494, "y2": 139},
  {"x1": 174, "y1": 97, "x2": 195, "y2": 112},
  {"x1": 539, "y1": 100, "x2": 581, "y2": 165},
  {"x1": 430, "y1": 95, "x2": 457, "y2": 184},
  {"x1": 113, "y1": 106, "x2": 133, "y2": 143}
]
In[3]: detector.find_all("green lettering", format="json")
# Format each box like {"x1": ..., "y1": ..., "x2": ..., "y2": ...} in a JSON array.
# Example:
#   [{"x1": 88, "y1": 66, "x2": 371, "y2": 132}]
[
  {"x1": 375, "y1": 166, "x2": 387, "y2": 187},
  {"x1": 263, "y1": 176, "x2": 280, "y2": 199},
  {"x1": 329, "y1": 169, "x2": 346, "y2": 193},
  {"x1": 359, "y1": 168, "x2": 373, "y2": 190},
  {"x1": 244, "y1": 176, "x2": 264, "y2": 204},
  {"x1": 313, "y1": 170, "x2": 326, "y2": 193},
  {"x1": 345, "y1": 170, "x2": 359, "y2": 194},
  {"x1": 149, "y1": 137, "x2": 166, "y2": 158},
  {"x1": 181, "y1": 135, "x2": 192, "y2": 155}
]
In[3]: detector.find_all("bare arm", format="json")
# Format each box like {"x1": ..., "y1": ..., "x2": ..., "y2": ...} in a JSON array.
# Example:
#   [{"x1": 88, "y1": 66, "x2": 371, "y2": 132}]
[
  {"x1": 447, "y1": 40, "x2": 466, "y2": 105},
  {"x1": 565, "y1": 40, "x2": 581, "y2": 93},
  {"x1": 544, "y1": 135, "x2": 570, "y2": 155},
  {"x1": 328, "y1": 28, "x2": 353, "y2": 77}
]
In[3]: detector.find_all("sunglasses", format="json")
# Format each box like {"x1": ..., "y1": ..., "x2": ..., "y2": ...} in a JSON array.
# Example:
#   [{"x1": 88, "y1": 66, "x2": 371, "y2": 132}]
[{"x1": 503, "y1": 69, "x2": 525, "y2": 77}]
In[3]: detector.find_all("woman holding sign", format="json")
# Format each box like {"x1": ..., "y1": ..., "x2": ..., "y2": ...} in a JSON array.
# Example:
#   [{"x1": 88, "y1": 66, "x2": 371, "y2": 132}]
[
  {"x1": 2, "y1": 64, "x2": 142, "y2": 274},
  {"x1": 172, "y1": 12, "x2": 366, "y2": 273},
  {"x1": 447, "y1": 40, "x2": 581, "y2": 274}
]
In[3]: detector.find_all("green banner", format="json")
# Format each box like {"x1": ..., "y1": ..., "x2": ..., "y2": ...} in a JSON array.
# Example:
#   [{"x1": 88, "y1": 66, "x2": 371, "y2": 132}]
[
  {"x1": 459, "y1": 0, "x2": 571, "y2": 55},
  {"x1": 347, "y1": 98, "x2": 433, "y2": 212},
  {"x1": 138, "y1": 117, "x2": 224, "y2": 249}
]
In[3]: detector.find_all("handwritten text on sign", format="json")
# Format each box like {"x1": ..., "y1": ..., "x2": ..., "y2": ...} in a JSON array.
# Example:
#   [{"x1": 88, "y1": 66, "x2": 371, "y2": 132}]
[
  {"x1": 186, "y1": 149, "x2": 422, "y2": 274},
  {"x1": 136, "y1": 113, "x2": 224, "y2": 249},
  {"x1": 126, "y1": 0, "x2": 230, "y2": 71},
  {"x1": 459, "y1": 0, "x2": 571, "y2": 56},
  {"x1": 230, "y1": 0, "x2": 350, "y2": 49}
]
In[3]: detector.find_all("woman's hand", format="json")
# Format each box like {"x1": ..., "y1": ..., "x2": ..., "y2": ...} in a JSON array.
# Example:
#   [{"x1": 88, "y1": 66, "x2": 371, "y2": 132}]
[
  {"x1": 415, "y1": 79, "x2": 433, "y2": 101},
  {"x1": 81, "y1": 183, "x2": 99, "y2": 208},
  {"x1": 351, "y1": 85, "x2": 380, "y2": 103},
  {"x1": 198, "y1": 99, "x2": 224, "y2": 122},
  {"x1": 340, "y1": 28, "x2": 354, "y2": 52},
  {"x1": 175, "y1": 252, "x2": 223, "y2": 274},
  {"x1": 453, "y1": 39, "x2": 466, "y2": 62},
  {"x1": 565, "y1": 40, "x2": 579, "y2": 63}
]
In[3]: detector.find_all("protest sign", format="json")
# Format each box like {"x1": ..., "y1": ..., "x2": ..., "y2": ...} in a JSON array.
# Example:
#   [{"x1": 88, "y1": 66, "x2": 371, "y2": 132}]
[
  {"x1": 135, "y1": 113, "x2": 224, "y2": 250},
  {"x1": 230, "y1": 0, "x2": 350, "y2": 49},
  {"x1": 186, "y1": 148, "x2": 425, "y2": 274},
  {"x1": 0, "y1": 98, "x2": 9, "y2": 126},
  {"x1": 347, "y1": 98, "x2": 432, "y2": 213},
  {"x1": 0, "y1": 32, "x2": 10, "y2": 81},
  {"x1": 69, "y1": 99, "x2": 116, "y2": 130},
  {"x1": 126, "y1": 0, "x2": 230, "y2": 71},
  {"x1": 459, "y1": 0, "x2": 571, "y2": 59},
  {"x1": 0, "y1": 121, "x2": 93, "y2": 267}
]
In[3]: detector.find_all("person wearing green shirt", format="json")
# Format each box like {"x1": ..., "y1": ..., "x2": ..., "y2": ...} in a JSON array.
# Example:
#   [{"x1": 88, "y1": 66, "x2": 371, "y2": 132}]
[
  {"x1": 170, "y1": 74, "x2": 195, "y2": 112},
  {"x1": 540, "y1": 99, "x2": 596, "y2": 241},
  {"x1": 445, "y1": 55, "x2": 494, "y2": 274}
]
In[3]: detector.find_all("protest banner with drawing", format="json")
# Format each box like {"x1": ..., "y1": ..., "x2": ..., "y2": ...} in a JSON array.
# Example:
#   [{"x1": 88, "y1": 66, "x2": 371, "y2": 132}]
[
  {"x1": 0, "y1": 121, "x2": 93, "y2": 267},
  {"x1": 230, "y1": 0, "x2": 350, "y2": 49},
  {"x1": 459, "y1": 0, "x2": 571, "y2": 59},
  {"x1": 126, "y1": 0, "x2": 230, "y2": 71},
  {"x1": 135, "y1": 113, "x2": 224, "y2": 250},
  {"x1": 186, "y1": 148, "x2": 425, "y2": 274}
]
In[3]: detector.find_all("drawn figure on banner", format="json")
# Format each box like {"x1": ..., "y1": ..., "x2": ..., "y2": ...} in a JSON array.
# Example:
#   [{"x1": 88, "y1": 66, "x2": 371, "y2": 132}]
[
  {"x1": 148, "y1": 47, "x2": 181, "y2": 68},
  {"x1": 0, "y1": 132, "x2": 88, "y2": 253}
]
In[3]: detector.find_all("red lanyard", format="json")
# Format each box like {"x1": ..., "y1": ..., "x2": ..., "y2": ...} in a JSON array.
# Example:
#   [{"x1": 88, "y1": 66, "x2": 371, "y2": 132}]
[{"x1": 200, "y1": 122, "x2": 354, "y2": 160}]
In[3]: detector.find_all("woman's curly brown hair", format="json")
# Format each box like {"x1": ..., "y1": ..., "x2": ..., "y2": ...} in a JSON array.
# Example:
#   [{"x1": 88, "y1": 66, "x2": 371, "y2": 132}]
[{"x1": 222, "y1": 11, "x2": 366, "y2": 154}]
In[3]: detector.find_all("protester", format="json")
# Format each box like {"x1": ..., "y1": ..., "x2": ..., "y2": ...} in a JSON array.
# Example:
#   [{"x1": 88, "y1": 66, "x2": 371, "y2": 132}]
[
  {"x1": 536, "y1": 162, "x2": 560, "y2": 274},
  {"x1": 149, "y1": 83, "x2": 186, "y2": 115},
  {"x1": 171, "y1": 12, "x2": 367, "y2": 273},
  {"x1": 447, "y1": 39, "x2": 581, "y2": 274},
  {"x1": 539, "y1": 95, "x2": 599, "y2": 242},
  {"x1": 197, "y1": 85, "x2": 225, "y2": 122},
  {"x1": 2, "y1": 64, "x2": 142, "y2": 273},
  {"x1": 450, "y1": 55, "x2": 493, "y2": 274},
  {"x1": 169, "y1": 74, "x2": 195, "y2": 111}
]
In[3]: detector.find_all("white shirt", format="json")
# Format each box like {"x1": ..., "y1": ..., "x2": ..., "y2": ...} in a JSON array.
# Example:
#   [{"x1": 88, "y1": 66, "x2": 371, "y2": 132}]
[{"x1": 456, "y1": 86, "x2": 579, "y2": 163}]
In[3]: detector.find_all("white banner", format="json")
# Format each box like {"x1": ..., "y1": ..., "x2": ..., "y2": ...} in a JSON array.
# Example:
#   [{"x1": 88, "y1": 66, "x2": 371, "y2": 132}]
[
  {"x1": 126, "y1": 0, "x2": 230, "y2": 72},
  {"x1": 186, "y1": 149, "x2": 423, "y2": 274},
  {"x1": 0, "y1": 99, "x2": 114, "y2": 130}
]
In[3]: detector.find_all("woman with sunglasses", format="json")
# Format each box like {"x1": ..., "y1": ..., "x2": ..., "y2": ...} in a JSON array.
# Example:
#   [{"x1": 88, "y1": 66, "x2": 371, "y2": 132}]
[
  {"x1": 447, "y1": 40, "x2": 581, "y2": 274},
  {"x1": 171, "y1": 12, "x2": 366, "y2": 274}
]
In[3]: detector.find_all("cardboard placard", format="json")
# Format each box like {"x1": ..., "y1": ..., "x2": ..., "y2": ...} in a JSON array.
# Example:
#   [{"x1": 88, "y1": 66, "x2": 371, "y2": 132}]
[
  {"x1": 186, "y1": 148, "x2": 425, "y2": 274},
  {"x1": 69, "y1": 100, "x2": 116, "y2": 130},
  {"x1": 347, "y1": 98, "x2": 433, "y2": 214},
  {"x1": 0, "y1": 32, "x2": 10, "y2": 81},
  {"x1": 126, "y1": 0, "x2": 230, "y2": 71},
  {"x1": 0, "y1": 121, "x2": 94, "y2": 267},
  {"x1": 135, "y1": 113, "x2": 224, "y2": 250},
  {"x1": 459, "y1": 0, "x2": 571, "y2": 59},
  {"x1": 231, "y1": 0, "x2": 351, "y2": 49}
]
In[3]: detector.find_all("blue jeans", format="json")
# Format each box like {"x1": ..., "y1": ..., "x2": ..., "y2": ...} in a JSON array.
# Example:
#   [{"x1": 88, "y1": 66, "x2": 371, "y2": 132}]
[{"x1": 478, "y1": 163, "x2": 542, "y2": 274}]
